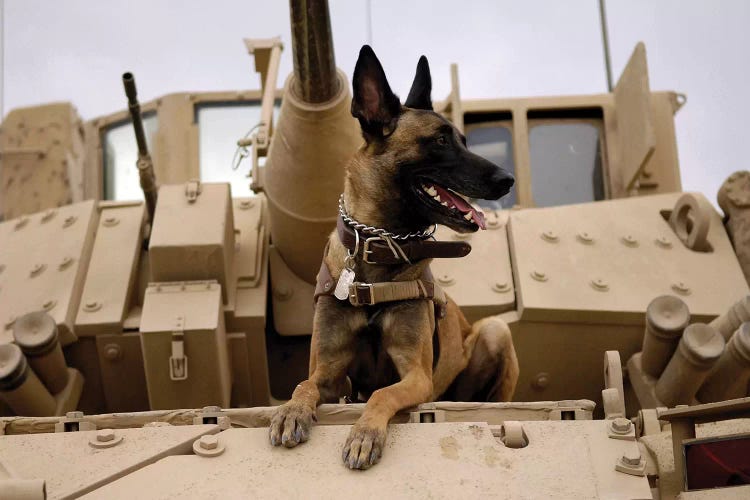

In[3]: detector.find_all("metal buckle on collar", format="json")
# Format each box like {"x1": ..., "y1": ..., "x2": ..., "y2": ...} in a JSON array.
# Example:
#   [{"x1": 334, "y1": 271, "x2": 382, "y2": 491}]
[
  {"x1": 362, "y1": 237, "x2": 380, "y2": 264},
  {"x1": 348, "y1": 282, "x2": 375, "y2": 306}
]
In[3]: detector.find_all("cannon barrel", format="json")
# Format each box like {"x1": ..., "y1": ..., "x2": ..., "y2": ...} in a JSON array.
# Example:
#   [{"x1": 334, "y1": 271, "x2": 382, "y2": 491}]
[
  {"x1": 289, "y1": 0, "x2": 340, "y2": 103},
  {"x1": 122, "y1": 72, "x2": 158, "y2": 222},
  {"x1": 262, "y1": 0, "x2": 359, "y2": 290}
]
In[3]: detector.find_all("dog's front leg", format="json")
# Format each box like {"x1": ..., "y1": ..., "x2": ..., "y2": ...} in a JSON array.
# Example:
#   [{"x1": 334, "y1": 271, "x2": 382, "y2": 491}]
[
  {"x1": 269, "y1": 297, "x2": 365, "y2": 448},
  {"x1": 343, "y1": 301, "x2": 434, "y2": 469}
]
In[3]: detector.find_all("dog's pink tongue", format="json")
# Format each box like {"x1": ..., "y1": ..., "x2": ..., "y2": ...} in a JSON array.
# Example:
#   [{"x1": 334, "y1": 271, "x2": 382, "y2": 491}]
[{"x1": 433, "y1": 185, "x2": 486, "y2": 229}]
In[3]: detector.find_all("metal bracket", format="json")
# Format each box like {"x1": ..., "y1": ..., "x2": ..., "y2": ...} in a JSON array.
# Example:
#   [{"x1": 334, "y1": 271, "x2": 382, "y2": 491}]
[
  {"x1": 54, "y1": 411, "x2": 96, "y2": 433},
  {"x1": 185, "y1": 179, "x2": 202, "y2": 203},
  {"x1": 169, "y1": 317, "x2": 188, "y2": 381},
  {"x1": 602, "y1": 350, "x2": 626, "y2": 419},
  {"x1": 192, "y1": 405, "x2": 231, "y2": 429},
  {"x1": 409, "y1": 409, "x2": 446, "y2": 423},
  {"x1": 243, "y1": 37, "x2": 283, "y2": 194}
]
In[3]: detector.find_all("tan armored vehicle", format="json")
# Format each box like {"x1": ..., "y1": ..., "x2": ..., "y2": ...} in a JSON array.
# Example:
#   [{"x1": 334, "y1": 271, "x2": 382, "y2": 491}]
[{"x1": 2, "y1": 1, "x2": 750, "y2": 498}]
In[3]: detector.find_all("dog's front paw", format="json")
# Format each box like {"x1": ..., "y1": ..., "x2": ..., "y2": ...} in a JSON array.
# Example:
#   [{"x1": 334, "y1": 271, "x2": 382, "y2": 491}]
[
  {"x1": 269, "y1": 401, "x2": 315, "y2": 448},
  {"x1": 342, "y1": 423, "x2": 386, "y2": 470}
]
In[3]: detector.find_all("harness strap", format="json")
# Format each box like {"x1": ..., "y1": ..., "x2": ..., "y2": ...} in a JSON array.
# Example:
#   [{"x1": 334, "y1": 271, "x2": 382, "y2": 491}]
[
  {"x1": 349, "y1": 277, "x2": 445, "y2": 307},
  {"x1": 314, "y1": 259, "x2": 446, "y2": 315}
]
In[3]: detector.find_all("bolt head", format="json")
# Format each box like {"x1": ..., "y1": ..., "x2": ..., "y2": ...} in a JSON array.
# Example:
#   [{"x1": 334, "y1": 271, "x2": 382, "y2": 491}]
[
  {"x1": 199, "y1": 434, "x2": 219, "y2": 450},
  {"x1": 97, "y1": 429, "x2": 116, "y2": 442},
  {"x1": 531, "y1": 270, "x2": 548, "y2": 282},
  {"x1": 621, "y1": 235, "x2": 639, "y2": 247},
  {"x1": 83, "y1": 300, "x2": 102, "y2": 312},
  {"x1": 541, "y1": 230, "x2": 559, "y2": 243},
  {"x1": 622, "y1": 449, "x2": 642, "y2": 466},
  {"x1": 437, "y1": 274, "x2": 455, "y2": 285},
  {"x1": 102, "y1": 217, "x2": 119, "y2": 227},
  {"x1": 104, "y1": 344, "x2": 122, "y2": 361},
  {"x1": 611, "y1": 417, "x2": 632, "y2": 434},
  {"x1": 532, "y1": 372, "x2": 550, "y2": 389},
  {"x1": 671, "y1": 282, "x2": 691, "y2": 296}
]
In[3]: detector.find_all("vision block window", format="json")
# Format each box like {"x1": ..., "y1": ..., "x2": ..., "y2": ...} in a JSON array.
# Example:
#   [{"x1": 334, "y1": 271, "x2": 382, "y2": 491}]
[
  {"x1": 466, "y1": 120, "x2": 516, "y2": 209},
  {"x1": 197, "y1": 102, "x2": 280, "y2": 198},
  {"x1": 103, "y1": 113, "x2": 158, "y2": 201},
  {"x1": 528, "y1": 110, "x2": 605, "y2": 207}
]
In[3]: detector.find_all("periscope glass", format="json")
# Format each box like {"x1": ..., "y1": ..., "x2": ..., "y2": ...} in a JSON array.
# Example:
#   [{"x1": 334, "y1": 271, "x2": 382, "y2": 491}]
[{"x1": 529, "y1": 123, "x2": 604, "y2": 207}]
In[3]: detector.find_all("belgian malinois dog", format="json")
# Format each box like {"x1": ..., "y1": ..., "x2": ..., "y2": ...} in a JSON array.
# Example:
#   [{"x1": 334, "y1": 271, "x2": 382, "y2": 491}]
[{"x1": 269, "y1": 46, "x2": 518, "y2": 469}]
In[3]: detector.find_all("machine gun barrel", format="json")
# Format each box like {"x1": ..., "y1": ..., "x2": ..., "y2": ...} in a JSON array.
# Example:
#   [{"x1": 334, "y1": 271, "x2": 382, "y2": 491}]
[
  {"x1": 289, "y1": 0, "x2": 340, "y2": 103},
  {"x1": 122, "y1": 72, "x2": 158, "y2": 222}
]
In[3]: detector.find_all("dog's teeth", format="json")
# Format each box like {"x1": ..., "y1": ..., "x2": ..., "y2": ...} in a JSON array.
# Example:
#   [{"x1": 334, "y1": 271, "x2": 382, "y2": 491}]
[
  {"x1": 464, "y1": 211, "x2": 473, "y2": 221},
  {"x1": 441, "y1": 201, "x2": 448, "y2": 207},
  {"x1": 450, "y1": 205, "x2": 456, "y2": 210},
  {"x1": 425, "y1": 186, "x2": 437, "y2": 197},
  {"x1": 433, "y1": 195, "x2": 441, "y2": 202}
]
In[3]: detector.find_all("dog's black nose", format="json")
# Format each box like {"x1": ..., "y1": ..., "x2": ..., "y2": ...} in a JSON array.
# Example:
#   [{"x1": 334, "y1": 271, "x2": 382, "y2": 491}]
[{"x1": 490, "y1": 170, "x2": 514, "y2": 198}]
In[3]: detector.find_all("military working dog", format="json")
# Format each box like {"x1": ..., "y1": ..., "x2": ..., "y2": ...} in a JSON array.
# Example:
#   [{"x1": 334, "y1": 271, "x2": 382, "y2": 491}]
[{"x1": 269, "y1": 46, "x2": 518, "y2": 469}]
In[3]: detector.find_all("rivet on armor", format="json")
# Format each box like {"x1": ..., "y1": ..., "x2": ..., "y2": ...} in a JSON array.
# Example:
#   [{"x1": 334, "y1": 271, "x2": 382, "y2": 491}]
[
  {"x1": 655, "y1": 235, "x2": 672, "y2": 249},
  {"x1": 323, "y1": 282, "x2": 331, "y2": 290},
  {"x1": 83, "y1": 300, "x2": 102, "y2": 312},
  {"x1": 14, "y1": 217, "x2": 29, "y2": 230},
  {"x1": 238, "y1": 199, "x2": 254, "y2": 210},
  {"x1": 492, "y1": 282, "x2": 511, "y2": 293},
  {"x1": 576, "y1": 231, "x2": 594, "y2": 244},
  {"x1": 590, "y1": 278, "x2": 609, "y2": 292},
  {"x1": 104, "y1": 344, "x2": 122, "y2": 362},
  {"x1": 541, "y1": 230, "x2": 558, "y2": 243},
  {"x1": 41, "y1": 209, "x2": 57, "y2": 223},
  {"x1": 102, "y1": 216, "x2": 120, "y2": 227},
  {"x1": 30, "y1": 263, "x2": 46, "y2": 277},
  {"x1": 532, "y1": 372, "x2": 550, "y2": 389},
  {"x1": 41, "y1": 300, "x2": 56, "y2": 312},
  {"x1": 58, "y1": 256, "x2": 74, "y2": 271},
  {"x1": 63, "y1": 215, "x2": 77, "y2": 228},
  {"x1": 530, "y1": 270, "x2": 548, "y2": 282},
  {"x1": 671, "y1": 282, "x2": 691, "y2": 296},
  {"x1": 437, "y1": 274, "x2": 455, "y2": 286},
  {"x1": 621, "y1": 235, "x2": 639, "y2": 247}
]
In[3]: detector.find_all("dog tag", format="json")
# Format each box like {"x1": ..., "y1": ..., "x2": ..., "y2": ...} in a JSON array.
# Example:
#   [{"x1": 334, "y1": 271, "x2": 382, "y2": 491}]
[{"x1": 334, "y1": 268, "x2": 355, "y2": 300}]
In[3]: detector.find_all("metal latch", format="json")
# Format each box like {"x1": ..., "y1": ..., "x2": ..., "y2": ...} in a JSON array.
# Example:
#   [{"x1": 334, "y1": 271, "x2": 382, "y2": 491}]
[
  {"x1": 185, "y1": 179, "x2": 202, "y2": 203},
  {"x1": 170, "y1": 319, "x2": 188, "y2": 381}
]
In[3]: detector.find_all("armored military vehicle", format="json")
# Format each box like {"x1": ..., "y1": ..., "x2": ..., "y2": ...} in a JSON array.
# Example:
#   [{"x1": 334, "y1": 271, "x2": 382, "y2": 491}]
[{"x1": 1, "y1": 0, "x2": 750, "y2": 498}]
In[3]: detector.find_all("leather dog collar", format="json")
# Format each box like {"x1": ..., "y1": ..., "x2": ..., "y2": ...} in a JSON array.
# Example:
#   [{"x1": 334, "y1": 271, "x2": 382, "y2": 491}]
[{"x1": 336, "y1": 217, "x2": 471, "y2": 265}]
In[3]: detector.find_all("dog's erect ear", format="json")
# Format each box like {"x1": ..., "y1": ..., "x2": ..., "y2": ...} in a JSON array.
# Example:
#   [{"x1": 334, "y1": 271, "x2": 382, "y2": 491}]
[
  {"x1": 405, "y1": 56, "x2": 432, "y2": 111},
  {"x1": 351, "y1": 45, "x2": 401, "y2": 137}
]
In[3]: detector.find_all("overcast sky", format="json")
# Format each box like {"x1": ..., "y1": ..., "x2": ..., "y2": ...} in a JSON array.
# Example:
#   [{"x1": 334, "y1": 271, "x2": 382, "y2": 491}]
[{"x1": 3, "y1": 0, "x2": 749, "y2": 207}]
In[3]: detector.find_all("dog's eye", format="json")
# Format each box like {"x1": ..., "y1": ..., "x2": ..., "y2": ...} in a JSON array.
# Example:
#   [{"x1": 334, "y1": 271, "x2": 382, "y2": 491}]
[{"x1": 436, "y1": 136, "x2": 448, "y2": 146}]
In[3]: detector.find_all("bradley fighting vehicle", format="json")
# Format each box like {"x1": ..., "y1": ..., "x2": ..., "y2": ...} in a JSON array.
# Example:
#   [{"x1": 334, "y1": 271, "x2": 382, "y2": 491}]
[{"x1": 1, "y1": 1, "x2": 750, "y2": 498}]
